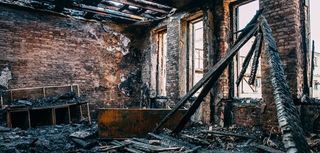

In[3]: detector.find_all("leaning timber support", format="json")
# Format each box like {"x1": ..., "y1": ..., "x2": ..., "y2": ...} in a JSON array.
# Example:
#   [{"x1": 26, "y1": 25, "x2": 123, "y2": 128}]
[
  {"x1": 310, "y1": 41, "x2": 315, "y2": 89},
  {"x1": 248, "y1": 32, "x2": 263, "y2": 85},
  {"x1": 152, "y1": 10, "x2": 263, "y2": 133},
  {"x1": 236, "y1": 33, "x2": 261, "y2": 86},
  {"x1": 172, "y1": 23, "x2": 258, "y2": 134}
]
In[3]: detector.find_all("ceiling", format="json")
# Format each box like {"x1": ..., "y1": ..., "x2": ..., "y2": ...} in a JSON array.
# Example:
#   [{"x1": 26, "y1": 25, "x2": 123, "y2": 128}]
[{"x1": 1, "y1": 0, "x2": 196, "y2": 23}]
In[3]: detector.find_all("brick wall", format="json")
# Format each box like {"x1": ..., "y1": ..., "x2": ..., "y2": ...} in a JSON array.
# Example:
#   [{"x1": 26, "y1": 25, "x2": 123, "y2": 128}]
[{"x1": 0, "y1": 5, "x2": 144, "y2": 113}]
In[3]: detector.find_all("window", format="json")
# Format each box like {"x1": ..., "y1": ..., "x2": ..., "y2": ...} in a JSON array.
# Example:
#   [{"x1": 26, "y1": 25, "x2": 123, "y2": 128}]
[
  {"x1": 234, "y1": 0, "x2": 261, "y2": 98},
  {"x1": 157, "y1": 30, "x2": 167, "y2": 96},
  {"x1": 310, "y1": 0, "x2": 320, "y2": 98},
  {"x1": 188, "y1": 18, "x2": 204, "y2": 95}
]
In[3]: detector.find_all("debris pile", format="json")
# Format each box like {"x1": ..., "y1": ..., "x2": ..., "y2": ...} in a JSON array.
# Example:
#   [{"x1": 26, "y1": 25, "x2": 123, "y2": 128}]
[
  {"x1": 0, "y1": 123, "x2": 97, "y2": 153},
  {"x1": 8, "y1": 92, "x2": 82, "y2": 108},
  {"x1": 1, "y1": 122, "x2": 319, "y2": 153}
]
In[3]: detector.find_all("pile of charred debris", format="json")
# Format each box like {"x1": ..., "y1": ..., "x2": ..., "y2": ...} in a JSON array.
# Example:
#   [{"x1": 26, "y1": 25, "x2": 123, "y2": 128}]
[
  {"x1": 0, "y1": 122, "x2": 276, "y2": 153},
  {"x1": 1, "y1": 121, "x2": 320, "y2": 153},
  {"x1": 7, "y1": 92, "x2": 82, "y2": 108}
]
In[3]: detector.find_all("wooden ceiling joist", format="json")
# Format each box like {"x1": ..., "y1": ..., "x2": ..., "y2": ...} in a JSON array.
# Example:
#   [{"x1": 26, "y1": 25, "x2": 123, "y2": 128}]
[
  {"x1": 104, "y1": 0, "x2": 170, "y2": 14},
  {"x1": 73, "y1": 3, "x2": 146, "y2": 21}
]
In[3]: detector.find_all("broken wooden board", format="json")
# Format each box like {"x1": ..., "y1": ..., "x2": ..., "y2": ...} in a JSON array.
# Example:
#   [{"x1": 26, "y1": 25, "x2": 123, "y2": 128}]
[{"x1": 98, "y1": 109, "x2": 187, "y2": 138}]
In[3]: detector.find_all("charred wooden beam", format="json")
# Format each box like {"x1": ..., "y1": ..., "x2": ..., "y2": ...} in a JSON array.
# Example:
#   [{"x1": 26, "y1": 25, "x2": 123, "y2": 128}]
[
  {"x1": 201, "y1": 130, "x2": 256, "y2": 139},
  {"x1": 248, "y1": 33, "x2": 263, "y2": 85},
  {"x1": 172, "y1": 24, "x2": 258, "y2": 134},
  {"x1": 104, "y1": 0, "x2": 171, "y2": 14},
  {"x1": 72, "y1": 3, "x2": 146, "y2": 21},
  {"x1": 236, "y1": 33, "x2": 260, "y2": 86},
  {"x1": 129, "y1": 0, "x2": 172, "y2": 10},
  {"x1": 153, "y1": 10, "x2": 263, "y2": 133},
  {"x1": 310, "y1": 41, "x2": 315, "y2": 88}
]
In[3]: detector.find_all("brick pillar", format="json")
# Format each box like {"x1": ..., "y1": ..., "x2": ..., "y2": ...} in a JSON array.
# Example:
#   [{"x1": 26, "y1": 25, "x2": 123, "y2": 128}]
[
  {"x1": 166, "y1": 17, "x2": 181, "y2": 106},
  {"x1": 260, "y1": 0, "x2": 304, "y2": 130},
  {"x1": 211, "y1": 0, "x2": 232, "y2": 126}
]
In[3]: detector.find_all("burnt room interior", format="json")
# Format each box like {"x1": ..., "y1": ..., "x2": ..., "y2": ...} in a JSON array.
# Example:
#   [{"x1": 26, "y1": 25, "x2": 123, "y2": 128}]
[{"x1": 0, "y1": 0, "x2": 320, "y2": 152}]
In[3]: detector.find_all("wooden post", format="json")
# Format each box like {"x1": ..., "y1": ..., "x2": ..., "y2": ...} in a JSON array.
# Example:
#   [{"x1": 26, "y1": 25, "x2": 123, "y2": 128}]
[
  {"x1": 87, "y1": 103, "x2": 91, "y2": 124},
  {"x1": 52, "y1": 108, "x2": 56, "y2": 125},
  {"x1": 67, "y1": 106, "x2": 71, "y2": 123},
  {"x1": 6, "y1": 111, "x2": 12, "y2": 128},
  {"x1": 0, "y1": 94, "x2": 3, "y2": 109},
  {"x1": 43, "y1": 87, "x2": 46, "y2": 98},
  {"x1": 27, "y1": 110, "x2": 31, "y2": 128},
  {"x1": 10, "y1": 90, "x2": 13, "y2": 101},
  {"x1": 77, "y1": 85, "x2": 80, "y2": 97},
  {"x1": 70, "y1": 85, "x2": 74, "y2": 92},
  {"x1": 79, "y1": 105, "x2": 83, "y2": 121}
]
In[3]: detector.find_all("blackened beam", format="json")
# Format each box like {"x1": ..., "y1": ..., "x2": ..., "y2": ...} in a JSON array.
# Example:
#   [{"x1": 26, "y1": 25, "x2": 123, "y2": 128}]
[
  {"x1": 105, "y1": 0, "x2": 171, "y2": 14},
  {"x1": 236, "y1": 33, "x2": 260, "y2": 86},
  {"x1": 248, "y1": 32, "x2": 263, "y2": 85},
  {"x1": 310, "y1": 40, "x2": 315, "y2": 87},
  {"x1": 172, "y1": 24, "x2": 258, "y2": 134},
  {"x1": 130, "y1": 0, "x2": 172, "y2": 10},
  {"x1": 260, "y1": 16, "x2": 310, "y2": 153},
  {"x1": 72, "y1": 3, "x2": 146, "y2": 21},
  {"x1": 153, "y1": 10, "x2": 263, "y2": 133}
]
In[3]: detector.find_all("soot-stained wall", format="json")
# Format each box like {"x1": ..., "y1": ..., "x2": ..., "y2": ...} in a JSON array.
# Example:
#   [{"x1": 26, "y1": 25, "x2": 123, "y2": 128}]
[{"x1": 0, "y1": 5, "x2": 146, "y2": 113}]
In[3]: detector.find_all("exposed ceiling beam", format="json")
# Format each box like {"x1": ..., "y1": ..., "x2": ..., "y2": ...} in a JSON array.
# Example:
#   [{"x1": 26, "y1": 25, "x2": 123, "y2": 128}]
[
  {"x1": 72, "y1": 3, "x2": 146, "y2": 21},
  {"x1": 103, "y1": 0, "x2": 170, "y2": 14},
  {"x1": 129, "y1": 0, "x2": 172, "y2": 10}
]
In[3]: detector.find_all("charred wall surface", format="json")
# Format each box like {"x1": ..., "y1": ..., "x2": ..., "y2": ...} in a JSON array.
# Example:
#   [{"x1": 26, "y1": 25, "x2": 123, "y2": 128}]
[{"x1": 0, "y1": 5, "x2": 144, "y2": 114}]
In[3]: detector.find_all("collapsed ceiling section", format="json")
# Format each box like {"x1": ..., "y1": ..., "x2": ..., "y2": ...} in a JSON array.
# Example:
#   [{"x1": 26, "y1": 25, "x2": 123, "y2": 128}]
[{"x1": 0, "y1": 0, "x2": 177, "y2": 22}]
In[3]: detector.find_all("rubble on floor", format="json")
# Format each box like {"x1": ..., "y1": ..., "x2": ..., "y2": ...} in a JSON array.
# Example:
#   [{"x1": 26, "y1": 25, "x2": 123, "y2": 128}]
[
  {"x1": 8, "y1": 92, "x2": 82, "y2": 108},
  {"x1": 3, "y1": 123, "x2": 315, "y2": 153},
  {"x1": 0, "y1": 122, "x2": 97, "y2": 153}
]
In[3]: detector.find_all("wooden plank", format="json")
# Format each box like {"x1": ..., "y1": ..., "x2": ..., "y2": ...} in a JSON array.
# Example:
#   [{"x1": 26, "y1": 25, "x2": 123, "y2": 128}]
[
  {"x1": 0, "y1": 94, "x2": 3, "y2": 109},
  {"x1": 52, "y1": 108, "x2": 56, "y2": 125},
  {"x1": 98, "y1": 109, "x2": 186, "y2": 138},
  {"x1": 27, "y1": 110, "x2": 31, "y2": 128},
  {"x1": 236, "y1": 33, "x2": 259, "y2": 86},
  {"x1": 6, "y1": 111, "x2": 12, "y2": 128},
  {"x1": 106, "y1": 0, "x2": 170, "y2": 14},
  {"x1": 72, "y1": 3, "x2": 146, "y2": 20},
  {"x1": 129, "y1": 0, "x2": 172, "y2": 10},
  {"x1": 254, "y1": 144, "x2": 285, "y2": 153},
  {"x1": 79, "y1": 105, "x2": 83, "y2": 120},
  {"x1": 248, "y1": 33, "x2": 263, "y2": 85},
  {"x1": 201, "y1": 130, "x2": 256, "y2": 139},
  {"x1": 87, "y1": 103, "x2": 91, "y2": 124},
  {"x1": 310, "y1": 40, "x2": 315, "y2": 88},
  {"x1": 67, "y1": 106, "x2": 71, "y2": 123},
  {"x1": 148, "y1": 133, "x2": 196, "y2": 149}
]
